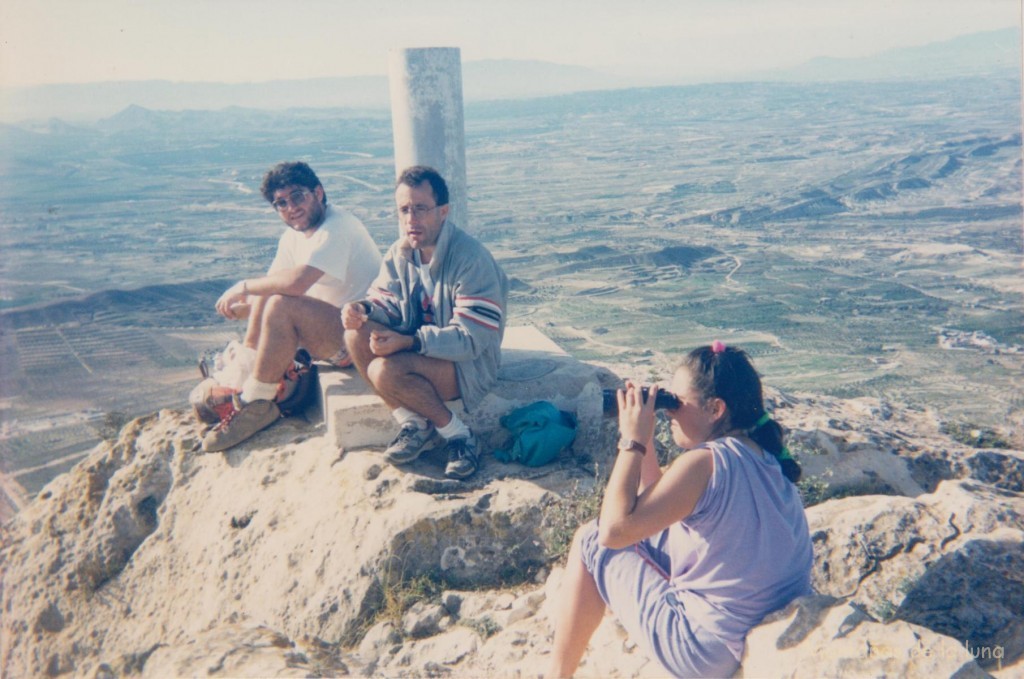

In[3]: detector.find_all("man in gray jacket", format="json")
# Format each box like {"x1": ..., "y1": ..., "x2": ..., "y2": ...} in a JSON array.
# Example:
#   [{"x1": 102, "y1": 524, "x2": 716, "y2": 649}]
[{"x1": 342, "y1": 166, "x2": 508, "y2": 479}]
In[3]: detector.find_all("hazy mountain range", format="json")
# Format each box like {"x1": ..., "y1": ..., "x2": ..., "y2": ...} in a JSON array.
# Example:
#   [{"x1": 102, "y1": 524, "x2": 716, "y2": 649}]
[{"x1": 0, "y1": 28, "x2": 1017, "y2": 124}]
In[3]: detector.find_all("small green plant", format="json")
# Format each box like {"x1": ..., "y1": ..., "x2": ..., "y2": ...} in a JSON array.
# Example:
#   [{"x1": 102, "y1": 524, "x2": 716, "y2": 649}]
[
  {"x1": 797, "y1": 476, "x2": 832, "y2": 507},
  {"x1": 896, "y1": 575, "x2": 920, "y2": 596},
  {"x1": 797, "y1": 473, "x2": 897, "y2": 507},
  {"x1": 97, "y1": 410, "x2": 130, "y2": 441},
  {"x1": 461, "y1": 615, "x2": 501, "y2": 639},
  {"x1": 787, "y1": 438, "x2": 826, "y2": 458},
  {"x1": 872, "y1": 599, "x2": 897, "y2": 622}
]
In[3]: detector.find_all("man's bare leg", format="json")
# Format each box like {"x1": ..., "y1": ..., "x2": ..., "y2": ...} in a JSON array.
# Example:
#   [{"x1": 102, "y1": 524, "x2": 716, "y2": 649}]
[
  {"x1": 203, "y1": 295, "x2": 345, "y2": 453},
  {"x1": 252, "y1": 295, "x2": 344, "y2": 384},
  {"x1": 368, "y1": 351, "x2": 460, "y2": 427},
  {"x1": 344, "y1": 323, "x2": 458, "y2": 426},
  {"x1": 343, "y1": 322, "x2": 480, "y2": 477},
  {"x1": 242, "y1": 295, "x2": 267, "y2": 350}
]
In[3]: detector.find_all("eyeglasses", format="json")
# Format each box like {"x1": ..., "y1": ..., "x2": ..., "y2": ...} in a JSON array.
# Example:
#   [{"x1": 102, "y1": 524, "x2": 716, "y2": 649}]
[
  {"x1": 397, "y1": 204, "x2": 438, "y2": 219},
  {"x1": 271, "y1": 189, "x2": 312, "y2": 212}
]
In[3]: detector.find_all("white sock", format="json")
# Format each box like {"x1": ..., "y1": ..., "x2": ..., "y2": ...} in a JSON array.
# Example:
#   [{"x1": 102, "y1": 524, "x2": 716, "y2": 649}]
[
  {"x1": 393, "y1": 407, "x2": 429, "y2": 430},
  {"x1": 436, "y1": 412, "x2": 470, "y2": 441},
  {"x1": 240, "y1": 376, "x2": 279, "y2": 404}
]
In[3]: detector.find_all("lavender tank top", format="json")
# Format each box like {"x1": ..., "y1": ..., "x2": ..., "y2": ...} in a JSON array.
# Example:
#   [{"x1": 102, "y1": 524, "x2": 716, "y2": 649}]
[{"x1": 662, "y1": 436, "x2": 813, "y2": 658}]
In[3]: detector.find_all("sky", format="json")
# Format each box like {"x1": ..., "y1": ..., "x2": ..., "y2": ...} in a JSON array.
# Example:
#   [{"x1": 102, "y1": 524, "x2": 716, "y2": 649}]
[{"x1": 0, "y1": 0, "x2": 1020, "y2": 88}]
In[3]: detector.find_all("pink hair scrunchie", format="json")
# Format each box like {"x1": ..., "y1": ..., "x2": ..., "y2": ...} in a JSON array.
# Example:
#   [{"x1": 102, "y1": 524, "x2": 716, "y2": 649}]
[{"x1": 711, "y1": 340, "x2": 726, "y2": 354}]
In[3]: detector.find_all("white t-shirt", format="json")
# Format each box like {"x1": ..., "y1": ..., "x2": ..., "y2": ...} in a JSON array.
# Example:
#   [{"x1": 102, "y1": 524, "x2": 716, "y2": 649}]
[{"x1": 268, "y1": 204, "x2": 382, "y2": 309}]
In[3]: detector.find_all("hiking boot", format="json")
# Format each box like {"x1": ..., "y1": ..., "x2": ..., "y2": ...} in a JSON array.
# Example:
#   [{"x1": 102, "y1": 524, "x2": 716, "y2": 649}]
[
  {"x1": 202, "y1": 397, "x2": 281, "y2": 452},
  {"x1": 384, "y1": 423, "x2": 439, "y2": 465},
  {"x1": 444, "y1": 433, "x2": 480, "y2": 480}
]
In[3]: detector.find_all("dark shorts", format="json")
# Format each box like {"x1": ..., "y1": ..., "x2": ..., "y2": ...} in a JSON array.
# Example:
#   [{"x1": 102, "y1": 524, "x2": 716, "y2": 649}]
[{"x1": 578, "y1": 520, "x2": 740, "y2": 678}]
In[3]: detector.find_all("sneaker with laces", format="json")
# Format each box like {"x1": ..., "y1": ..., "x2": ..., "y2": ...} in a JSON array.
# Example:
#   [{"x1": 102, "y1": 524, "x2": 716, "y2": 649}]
[
  {"x1": 384, "y1": 423, "x2": 440, "y2": 465},
  {"x1": 202, "y1": 397, "x2": 281, "y2": 452},
  {"x1": 444, "y1": 433, "x2": 480, "y2": 480}
]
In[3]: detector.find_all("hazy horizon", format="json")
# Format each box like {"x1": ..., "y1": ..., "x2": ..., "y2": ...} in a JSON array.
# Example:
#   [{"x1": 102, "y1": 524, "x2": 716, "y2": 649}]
[
  {"x1": 1, "y1": 26, "x2": 1018, "y2": 125},
  {"x1": 1, "y1": 0, "x2": 1018, "y2": 89}
]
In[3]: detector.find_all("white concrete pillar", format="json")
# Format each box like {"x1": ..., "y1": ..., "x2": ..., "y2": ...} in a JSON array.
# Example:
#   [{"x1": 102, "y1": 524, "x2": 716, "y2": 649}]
[{"x1": 388, "y1": 47, "x2": 469, "y2": 231}]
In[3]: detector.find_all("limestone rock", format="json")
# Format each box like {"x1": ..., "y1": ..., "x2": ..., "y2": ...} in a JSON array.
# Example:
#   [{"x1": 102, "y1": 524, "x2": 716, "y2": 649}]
[
  {"x1": 140, "y1": 624, "x2": 340, "y2": 678},
  {"x1": 740, "y1": 595, "x2": 988, "y2": 678},
  {"x1": 807, "y1": 480, "x2": 1024, "y2": 671},
  {"x1": 962, "y1": 449, "x2": 1024, "y2": 492},
  {"x1": 2, "y1": 384, "x2": 1022, "y2": 678},
  {"x1": 0, "y1": 409, "x2": 600, "y2": 678}
]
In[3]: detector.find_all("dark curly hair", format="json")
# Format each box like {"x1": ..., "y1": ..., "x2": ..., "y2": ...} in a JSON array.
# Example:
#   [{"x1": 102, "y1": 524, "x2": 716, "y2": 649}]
[
  {"x1": 682, "y1": 345, "x2": 801, "y2": 483},
  {"x1": 396, "y1": 165, "x2": 449, "y2": 206},
  {"x1": 260, "y1": 161, "x2": 326, "y2": 206}
]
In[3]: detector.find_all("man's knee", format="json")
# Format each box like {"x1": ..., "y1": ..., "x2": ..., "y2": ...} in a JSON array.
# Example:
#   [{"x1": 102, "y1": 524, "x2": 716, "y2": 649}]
[
  {"x1": 365, "y1": 353, "x2": 405, "y2": 387},
  {"x1": 260, "y1": 294, "x2": 293, "y2": 324}
]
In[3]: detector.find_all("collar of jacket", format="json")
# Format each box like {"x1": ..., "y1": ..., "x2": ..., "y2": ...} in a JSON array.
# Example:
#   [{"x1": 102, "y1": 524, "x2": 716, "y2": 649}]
[{"x1": 397, "y1": 218, "x2": 458, "y2": 277}]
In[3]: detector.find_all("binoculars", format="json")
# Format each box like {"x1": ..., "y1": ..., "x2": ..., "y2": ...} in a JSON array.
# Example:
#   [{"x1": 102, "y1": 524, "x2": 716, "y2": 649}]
[{"x1": 602, "y1": 387, "x2": 680, "y2": 415}]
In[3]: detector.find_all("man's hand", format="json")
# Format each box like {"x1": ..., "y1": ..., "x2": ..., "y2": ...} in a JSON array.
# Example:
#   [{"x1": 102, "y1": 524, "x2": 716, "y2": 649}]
[
  {"x1": 215, "y1": 281, "x2": 248, "y2": 320},
  {"x1": 369, "y1": 328, "x2": 415, "y2": 356},
  {"x1": 342, "y1": 301, "x2": 369, "y2": 330}
]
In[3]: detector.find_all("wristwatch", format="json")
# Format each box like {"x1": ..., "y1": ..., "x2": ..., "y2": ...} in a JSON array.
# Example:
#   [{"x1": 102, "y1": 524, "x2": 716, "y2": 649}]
[{"x1": 618, "y1": 438, "x2": 647, "y2": 456}]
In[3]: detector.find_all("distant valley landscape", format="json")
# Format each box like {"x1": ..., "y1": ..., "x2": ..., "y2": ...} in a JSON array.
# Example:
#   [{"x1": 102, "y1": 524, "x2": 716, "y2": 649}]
[{"x1": 0, "y1": 40, "x2": 1021, "y2": 500}]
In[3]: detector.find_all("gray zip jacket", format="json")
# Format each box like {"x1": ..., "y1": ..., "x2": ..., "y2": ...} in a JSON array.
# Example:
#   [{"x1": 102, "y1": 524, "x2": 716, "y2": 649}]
[{"x1": 361, "y1": 221, "x2": 509, "y2": 410}]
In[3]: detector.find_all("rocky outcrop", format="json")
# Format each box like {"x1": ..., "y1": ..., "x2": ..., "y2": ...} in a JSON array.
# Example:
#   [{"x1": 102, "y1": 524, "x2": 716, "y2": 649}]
[
  {"x1": 0, "y1": 407, "x2": 612, "y2": 677},
  {"x1": 740, "y1": 595, "x2": 989, "y2": 678},
  {"x1": 806, "y1": 480, "x2": 1024, "y2": 672},
  {"x1": 2, "y1": 386, "x2": 1022, "y2": 678}
]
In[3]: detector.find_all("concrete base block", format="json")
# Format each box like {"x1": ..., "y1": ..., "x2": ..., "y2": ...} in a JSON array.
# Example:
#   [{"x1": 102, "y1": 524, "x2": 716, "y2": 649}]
[{"x1": 318, "y1": 325, "x2": 609, "y2": 455}]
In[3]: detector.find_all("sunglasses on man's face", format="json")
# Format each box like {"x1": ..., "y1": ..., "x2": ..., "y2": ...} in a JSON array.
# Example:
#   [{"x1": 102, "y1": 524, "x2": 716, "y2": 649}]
[{"x1": 272, "y1": 189, "x2": 312, "y2": 212}]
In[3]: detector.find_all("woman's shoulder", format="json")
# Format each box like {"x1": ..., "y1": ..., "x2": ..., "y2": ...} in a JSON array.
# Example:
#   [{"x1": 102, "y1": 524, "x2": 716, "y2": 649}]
[
  {"x1": 700, "y1": 437, "x2": 780, "y2": 484},
  {"x1": 709, "y1": 435, "x2": 769, "y2": 459}
]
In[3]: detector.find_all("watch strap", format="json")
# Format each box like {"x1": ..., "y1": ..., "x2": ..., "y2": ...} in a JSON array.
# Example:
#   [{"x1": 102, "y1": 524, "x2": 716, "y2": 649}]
[{"x1": 618, "y1": 438, "x2": 647, "y2": 455}]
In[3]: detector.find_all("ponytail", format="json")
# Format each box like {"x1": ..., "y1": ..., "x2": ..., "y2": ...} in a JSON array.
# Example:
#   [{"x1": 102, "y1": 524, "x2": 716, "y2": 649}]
[{"x1": 748, "y1": 413, "x2": 801, "y2": 483}]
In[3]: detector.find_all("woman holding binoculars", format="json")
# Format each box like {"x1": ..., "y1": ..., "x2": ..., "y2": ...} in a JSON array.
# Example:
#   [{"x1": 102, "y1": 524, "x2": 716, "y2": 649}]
[{"x1": 547, "y1": 342, "x2": 812, "y2": 678}]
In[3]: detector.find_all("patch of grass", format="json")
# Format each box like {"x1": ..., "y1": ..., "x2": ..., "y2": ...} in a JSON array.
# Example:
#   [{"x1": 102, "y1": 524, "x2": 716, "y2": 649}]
[
  {"x1": 797, "y1": 474, "x2": 899, "y2": 507},
  {"x1": 941, "y1": 421, "x2": 1011, "y2": 449},
  {"x1": 345, "y1": 559, "x2": 445, "y2": 647},
  {"x1": 542, "y1": 471, "x2": 606, "y2": 563},
  {"x1": 377, "y1": 569, "x2": 443, "y2": 627},
  {"x1": 827, "y1": 479, "x2": 898, "y2": 500}
]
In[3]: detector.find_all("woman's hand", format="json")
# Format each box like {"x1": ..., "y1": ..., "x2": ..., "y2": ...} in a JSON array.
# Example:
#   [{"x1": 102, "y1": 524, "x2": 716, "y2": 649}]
[{"x1": 617, "y1": 380, "x2": 658, "y2": 447}]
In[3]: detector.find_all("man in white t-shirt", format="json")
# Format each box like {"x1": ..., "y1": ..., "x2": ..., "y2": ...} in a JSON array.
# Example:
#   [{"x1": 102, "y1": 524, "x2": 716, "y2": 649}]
[{"x1": 203, "y1": 161, "x2": 382, "y2": 452}]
